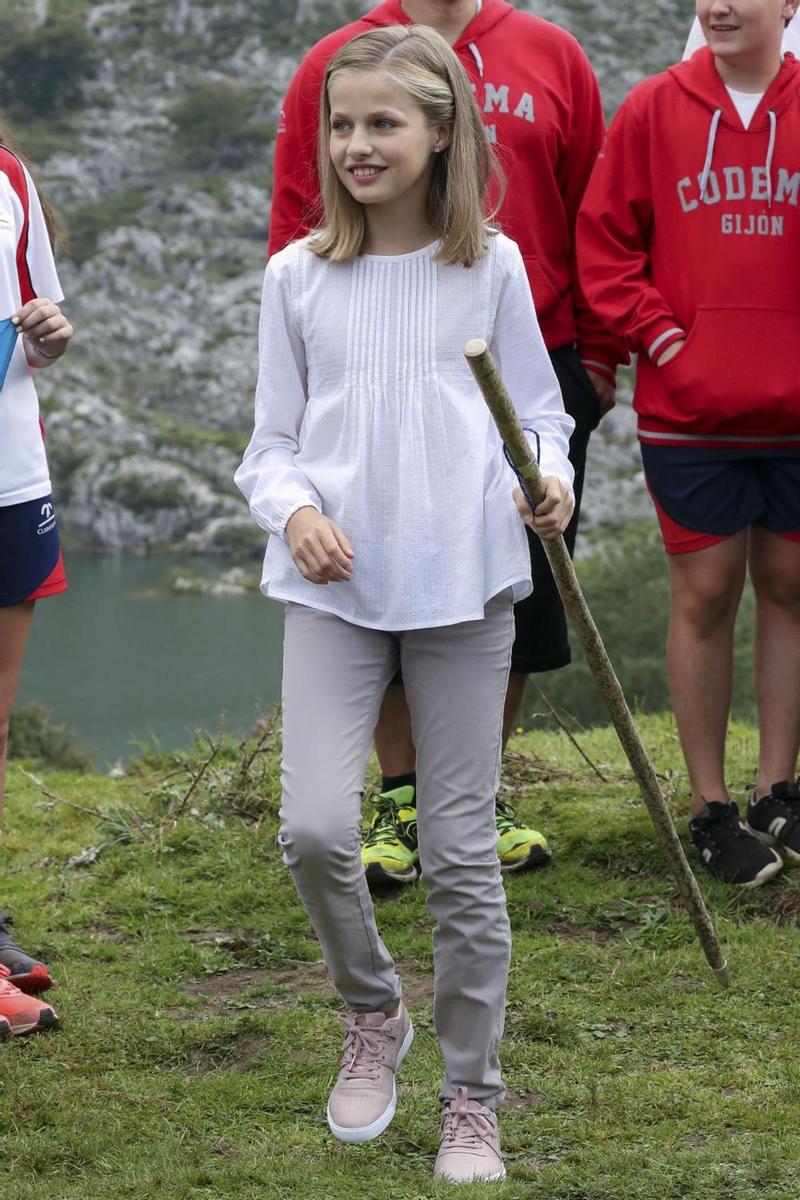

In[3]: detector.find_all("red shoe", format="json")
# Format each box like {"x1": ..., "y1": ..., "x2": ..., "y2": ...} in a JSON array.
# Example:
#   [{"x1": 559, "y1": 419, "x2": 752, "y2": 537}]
[
  {"x1": 0, "y1": 913, "x2": 54, "y2": 994},
  {"x1": 0, "y1": 966, "x2": 58, "y2": 1035}
]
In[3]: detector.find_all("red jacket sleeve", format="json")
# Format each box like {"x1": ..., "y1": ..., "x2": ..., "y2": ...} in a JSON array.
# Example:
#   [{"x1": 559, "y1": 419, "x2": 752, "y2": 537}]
[
  {"x1": 576, "y1": 99, "x2": 685, "y2": 363},
  {"x1": 561, "y1": 48, "x2": 628, "y2": 383},
  {"x1": 267, "y1": 51, "x2": 327, "y2": 259}
]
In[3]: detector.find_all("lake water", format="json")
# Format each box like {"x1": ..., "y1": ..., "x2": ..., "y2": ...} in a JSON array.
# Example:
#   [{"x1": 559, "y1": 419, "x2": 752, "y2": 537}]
[
  {"x1": 16, "y1": 554, "x2": 285, "y2": 767},
  {"x1": 15, "y1": 411, "x2": 650, "y2": 769}
]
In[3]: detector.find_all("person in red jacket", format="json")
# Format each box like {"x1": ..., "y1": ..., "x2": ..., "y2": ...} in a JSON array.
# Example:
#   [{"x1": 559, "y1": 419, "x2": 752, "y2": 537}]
[
  {"x1": 269, "y1": 0, "x2": 622, "y2": 886},
  {"x1": 578, "y1": 0, "x2": 800, "y2": 887}
]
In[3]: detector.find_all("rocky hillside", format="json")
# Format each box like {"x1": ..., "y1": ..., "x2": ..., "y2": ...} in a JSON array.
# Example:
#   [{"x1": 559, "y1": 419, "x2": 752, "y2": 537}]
[{"x1": 2, "y1": 0, "x2": 692, "y2": 552}]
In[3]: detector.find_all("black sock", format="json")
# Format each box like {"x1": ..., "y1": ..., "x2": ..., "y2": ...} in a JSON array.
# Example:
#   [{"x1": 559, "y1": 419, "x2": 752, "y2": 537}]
[{"x1": 381, "y1": 771, "x2": 416, "y2": 795}]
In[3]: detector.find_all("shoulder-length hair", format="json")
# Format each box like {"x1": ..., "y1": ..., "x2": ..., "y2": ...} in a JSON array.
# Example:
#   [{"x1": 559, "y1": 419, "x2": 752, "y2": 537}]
[
  {"x1": 0, "y1": 118, "x2": 58, "y2": 249},
  {"x1": 311, "y1": 24, "x2": 503, "y2": 267}
]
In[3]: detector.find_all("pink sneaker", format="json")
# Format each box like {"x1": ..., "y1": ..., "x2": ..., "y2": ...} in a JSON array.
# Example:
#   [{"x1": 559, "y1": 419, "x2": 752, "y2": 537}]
[
  {"x1": 0, "y1": 965, "x2": 58, "y2": 1036},
  {"x1": 434, "y1": 1087, "x2": 506, "y2": 1183},
  {"x1": 326, "y1": 1004, "x2": 413, "y2": 1143}
]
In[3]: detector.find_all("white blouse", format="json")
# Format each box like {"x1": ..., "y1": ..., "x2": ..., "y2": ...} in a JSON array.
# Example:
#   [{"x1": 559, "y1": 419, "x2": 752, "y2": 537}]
[
  {"x1": 235, "y1": 232, "x2": 574, "y2": 631},
  {"x1": 0, "y1": 150, "x2": 63, "y2": 506}
]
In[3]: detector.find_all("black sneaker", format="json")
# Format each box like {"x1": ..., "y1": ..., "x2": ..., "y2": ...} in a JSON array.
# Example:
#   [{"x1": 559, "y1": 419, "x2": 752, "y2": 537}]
[
  {"x1": 689, "y1": 801, "x2": 782, "y2": 887},
  {"x1": 0, "y1": 910, "x2": 54, "y2": 994},
  {"x1": 747, "y1": 780, "x2": 800, "y2": 863}
]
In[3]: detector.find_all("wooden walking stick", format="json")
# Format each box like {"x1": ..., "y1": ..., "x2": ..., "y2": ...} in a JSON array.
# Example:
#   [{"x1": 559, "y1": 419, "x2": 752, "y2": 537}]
[{"x1": 465, "y1": 339, "x2": 730, "y2": 988}]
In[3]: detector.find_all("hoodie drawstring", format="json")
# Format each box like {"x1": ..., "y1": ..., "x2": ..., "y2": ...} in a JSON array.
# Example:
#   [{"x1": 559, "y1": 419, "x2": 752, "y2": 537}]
[
  {"x1": 699, "y1": 105, "x2": 778, "y2": 208},
  {"x1": 765, "y1": 109, "x2": 777, "y2": 207},
  {"x1": 467, "y1": 41, "x2": 484, "y2": 77},
  {"x1": 699, "y1": 107, "x2": 722, "y2": 203}
]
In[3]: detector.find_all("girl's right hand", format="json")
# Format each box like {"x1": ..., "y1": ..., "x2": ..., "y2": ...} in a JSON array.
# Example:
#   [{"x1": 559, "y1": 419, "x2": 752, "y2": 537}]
[
  {"x1": 286, "y1": 507, "x2": 354, "y2": 585},
  {"x1": 514, "y1": 477, "x2": 574, "y2": 540}
]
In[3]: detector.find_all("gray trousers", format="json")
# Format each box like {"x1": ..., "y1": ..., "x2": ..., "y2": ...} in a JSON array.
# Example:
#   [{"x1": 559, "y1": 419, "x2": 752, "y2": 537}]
[{"x1": 278, "y1": 591, "x2": 514, "y2": 1108}]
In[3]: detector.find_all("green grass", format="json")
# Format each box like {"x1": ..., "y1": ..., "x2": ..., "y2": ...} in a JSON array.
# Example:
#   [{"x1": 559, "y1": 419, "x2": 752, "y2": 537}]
[{"x1": 3, "y1": 714, "x2": 800, "y2": 1198}]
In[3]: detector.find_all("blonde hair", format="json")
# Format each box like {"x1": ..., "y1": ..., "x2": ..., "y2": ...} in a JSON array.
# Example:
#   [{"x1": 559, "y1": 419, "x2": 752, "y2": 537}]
[{"x1": 311, "y1": 25, "x2": 503, "y2": 267}]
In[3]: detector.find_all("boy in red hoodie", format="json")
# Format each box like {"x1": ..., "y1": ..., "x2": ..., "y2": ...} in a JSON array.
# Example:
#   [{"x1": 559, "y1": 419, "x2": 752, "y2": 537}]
[
  {"x1": 269, "y1": 0, "x2": 623, "y2": 886},
  {"x1": 578, "y1": 0, "x2": 800, "y2": 887}
]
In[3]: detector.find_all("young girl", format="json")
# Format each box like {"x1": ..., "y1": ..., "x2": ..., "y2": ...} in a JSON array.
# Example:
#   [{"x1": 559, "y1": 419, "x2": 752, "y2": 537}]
[
  {"x1": 270, "y1": 0, "x2": 623, "y2": 889},
  {"x1": 0, "y1": 123, "x2": 72, "y2": 1034},
  {"x1": 578, "y1": 0, "x2": 800, "y2": 887},
  {"x1": 236, "y1": 25, "x2": 574, "y2": 1182}
]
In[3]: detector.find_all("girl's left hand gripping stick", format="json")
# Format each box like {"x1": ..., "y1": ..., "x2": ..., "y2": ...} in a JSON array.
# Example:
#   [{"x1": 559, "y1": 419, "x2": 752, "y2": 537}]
[{"x1": 464, "y1": 338, "x2": 730, "y2": 989}]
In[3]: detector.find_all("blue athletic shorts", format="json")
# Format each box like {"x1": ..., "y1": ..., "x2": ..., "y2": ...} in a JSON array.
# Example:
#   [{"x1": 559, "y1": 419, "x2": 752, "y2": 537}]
[
  {"x1": 640, "y1": 445, "x2": 800, "y2": 554},
  {"x1": 0, "y1": 494, "x2": 67, "y2": 606}
]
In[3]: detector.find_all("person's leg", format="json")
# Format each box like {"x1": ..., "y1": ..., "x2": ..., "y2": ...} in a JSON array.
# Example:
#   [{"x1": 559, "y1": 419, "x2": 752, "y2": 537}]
[
  {"x1": 0, "y1": 496, "x2": 66, "y2": 818},
  {"x1": 505, "y1": 345, "x2": 598, "y2": 728},
  {"x1": 0, "y1": 500, "x2": 67, "y2": 1008},
  {"x1": 494, "y1": 348, "x2": 599, "y2": 874},
  {"x1": 361, "y1": 671, "x2": 420, "y2": 889},
  {"x1": 748, "y1": 528, "x2": 800, "y2": 794},
  {"x1": 0, "y1": 601, "x2": 35, "y2": 822},
  {"x1": 665, "y1": 532, "x2": 748, "y2": 811},
  {"x1": 402, "y1": 590, "x2": 514, "y2": 1111},
  {"x1": 502, "y1": 672, "x2": 526, "y2": 746},
  {"x1": 373, "y1": 682, "x2": 415, "y2": 779},
  {"x1": 643, "y1": 448, "x2": 782, "y2": 884},
  {"x1": 281, "y1": 604, "x2": 416, "y2": 1143},
  {"x1": 279, "y1": 603, "x2": 402, "y2": 1013},
  {"x1": 0, "y1": 600, "x2": 58, "y2": 1025}
]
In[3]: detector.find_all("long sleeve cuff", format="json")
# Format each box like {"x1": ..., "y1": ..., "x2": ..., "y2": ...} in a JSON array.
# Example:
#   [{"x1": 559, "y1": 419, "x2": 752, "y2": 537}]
[
  {"x1": 579, "y1": 356, "x2": 617, "y2": 388},
  {"x1": 259, "y1": 494, "x2": 321, "y2": 540},
  {"x1": 578, "y1": 341, "x2": 629, "y2": 387},
  {"x1": 639, "y1": 316, "x2": 686, "y2": 362}
]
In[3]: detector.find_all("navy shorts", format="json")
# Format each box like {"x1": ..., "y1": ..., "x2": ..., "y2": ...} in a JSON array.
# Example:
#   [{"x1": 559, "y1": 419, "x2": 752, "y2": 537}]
[
  {"x1": 0, "y1": 494, "x2": 67, "y2": 606},
  {"x1": 640, "y1": 445, "x2": 800, "y2": 555}
]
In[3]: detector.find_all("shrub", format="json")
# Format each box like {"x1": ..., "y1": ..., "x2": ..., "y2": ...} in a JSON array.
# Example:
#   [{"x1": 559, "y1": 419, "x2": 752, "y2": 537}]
[
  {"x1": 168, "y1": 83, "x2": 262, "y2": 170},
  {"x1": 9, "y1": 702, "x2": 94, "y2": 771},
  {"x1": 66, "y1": 187, "x2": 148, "y2": 264},
  {"x1": 0, "y1": 12, "x2": 99, "y2": 117},
  {"x1": 99, "y1": 473, "x2": 187, "y2": 513}
]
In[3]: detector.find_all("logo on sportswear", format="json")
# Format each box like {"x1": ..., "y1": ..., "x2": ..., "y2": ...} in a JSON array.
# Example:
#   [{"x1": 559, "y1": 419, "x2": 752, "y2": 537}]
[
  {"x1": 469, "y1": 80, "x2": 536, "y2": 144},
  {"x1": 677, "y1": 165, "x2": 800, "y2": 237},
  {"x1": 37, "y1": 501, "x2": 56, "y2": 535}
]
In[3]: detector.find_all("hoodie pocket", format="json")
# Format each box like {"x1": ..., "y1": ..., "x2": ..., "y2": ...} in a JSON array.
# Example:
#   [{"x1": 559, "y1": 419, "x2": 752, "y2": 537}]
[{"x1": 657, "y1": 307, "x2": 800, "y2": 435}]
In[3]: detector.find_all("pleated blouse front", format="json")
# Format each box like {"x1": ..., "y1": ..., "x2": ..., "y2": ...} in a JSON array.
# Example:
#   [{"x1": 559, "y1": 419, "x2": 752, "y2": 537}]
[{"x1": 235, "y1": 234, "x2": 574, "y2": 631}]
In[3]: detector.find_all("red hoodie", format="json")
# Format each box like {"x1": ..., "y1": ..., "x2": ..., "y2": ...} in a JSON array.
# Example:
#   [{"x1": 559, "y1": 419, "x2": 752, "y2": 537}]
[
  {"x1": 268, "y1": 0, "x2": 620, "y2": 382},
  {"x1": 578, "y1": 48, "x2": 800, "y2": 445}
]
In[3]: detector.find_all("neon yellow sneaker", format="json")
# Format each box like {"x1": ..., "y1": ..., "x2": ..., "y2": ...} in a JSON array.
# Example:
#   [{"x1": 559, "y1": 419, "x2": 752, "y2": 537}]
[
  {"x1": 495, "y1": 798, "x2": 551, "y2": 873},
  {"x1": 362, "y1": 786, "x2": 419, "y2": 888}
]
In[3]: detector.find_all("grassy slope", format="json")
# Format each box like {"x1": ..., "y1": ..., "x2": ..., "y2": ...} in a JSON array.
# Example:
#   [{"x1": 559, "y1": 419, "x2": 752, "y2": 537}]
[{"x1": 2, "y1": 715, "x2": 800, "y2": 1199}]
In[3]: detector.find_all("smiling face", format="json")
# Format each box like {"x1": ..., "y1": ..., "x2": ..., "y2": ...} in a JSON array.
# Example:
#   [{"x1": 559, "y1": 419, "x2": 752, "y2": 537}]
[
  {"x1": 697, "y1": 0, "x2": 797, "y2": 64},
  {"x1": 327, "y1": 68, "x2": 450, "y2": 219}
]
